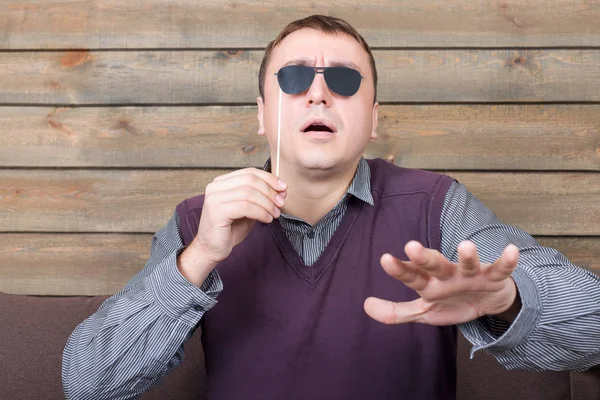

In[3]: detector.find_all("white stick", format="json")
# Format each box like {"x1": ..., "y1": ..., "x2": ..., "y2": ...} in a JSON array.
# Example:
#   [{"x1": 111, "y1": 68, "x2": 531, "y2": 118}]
[{"x1": 276, "y1": 87, "x2": 282, "y2": 177}]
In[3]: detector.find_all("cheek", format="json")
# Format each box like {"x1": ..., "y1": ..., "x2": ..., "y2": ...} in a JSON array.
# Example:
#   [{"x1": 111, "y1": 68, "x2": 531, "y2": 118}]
[
  {"x1": 266, "y1": 98, "x2": 300, "y2": 130},
  {"x1": 262, "y1": 99, "x2": 296, "y2": 144},
  {"x1": 262, "y1": 101, "x2": 279, "y2": 130},
  {"x1": 343, "y1": 102, "x2": 374, "y2": 133},
  {"x1": 262, "y1": 80, "x2": 282, "y2": 128}
]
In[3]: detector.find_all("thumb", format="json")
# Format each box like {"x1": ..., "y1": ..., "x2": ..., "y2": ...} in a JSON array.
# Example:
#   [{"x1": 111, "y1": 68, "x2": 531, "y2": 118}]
[{"x1": 364, "y1": 297, "x2": 425, "y2": 325}]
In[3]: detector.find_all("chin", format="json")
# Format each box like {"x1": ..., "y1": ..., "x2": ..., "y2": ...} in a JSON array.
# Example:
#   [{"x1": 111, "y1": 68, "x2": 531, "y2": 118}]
[{"x1": 295, "y1": 153, "x2": 341, "y2": 172}]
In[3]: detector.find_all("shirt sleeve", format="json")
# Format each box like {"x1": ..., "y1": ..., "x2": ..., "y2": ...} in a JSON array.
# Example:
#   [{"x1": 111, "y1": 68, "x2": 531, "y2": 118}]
[
  {"x1": 440, "y1": 181, "x2": 600, "y2": 372},
  {"x1": 62, "y1": 212, "x2": 223, "y2": 400}
]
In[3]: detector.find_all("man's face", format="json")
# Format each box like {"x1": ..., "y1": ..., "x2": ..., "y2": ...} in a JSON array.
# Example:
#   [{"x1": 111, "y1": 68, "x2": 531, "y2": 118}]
[{"x1": 257, "y1": 28, "x2": 378, "y2": 176}]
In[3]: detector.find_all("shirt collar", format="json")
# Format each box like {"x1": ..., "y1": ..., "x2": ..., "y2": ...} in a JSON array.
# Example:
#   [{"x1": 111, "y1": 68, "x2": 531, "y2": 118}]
[{"x1": 262, "y1": 157, "x2": 374, "y2": 206}]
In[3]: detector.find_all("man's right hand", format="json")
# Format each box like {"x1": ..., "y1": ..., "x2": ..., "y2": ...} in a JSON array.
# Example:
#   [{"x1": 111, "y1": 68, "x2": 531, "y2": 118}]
[{"x1": 177, "y1": 168, "x2": 287, "y2": 287}]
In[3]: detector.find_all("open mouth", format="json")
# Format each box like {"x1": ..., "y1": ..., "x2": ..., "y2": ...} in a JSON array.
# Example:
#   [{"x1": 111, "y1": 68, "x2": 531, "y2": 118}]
[
  {"x1": 303, "y1": 123, "x2": 334, "y2": 133},
  {"x1": 301, "y1": 121, "x2": 336, "y2": 134}
]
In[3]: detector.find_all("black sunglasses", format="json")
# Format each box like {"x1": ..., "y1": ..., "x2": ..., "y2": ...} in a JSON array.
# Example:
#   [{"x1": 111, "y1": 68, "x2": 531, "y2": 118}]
[{"x1": 274, "y1": 65, "x2": 364, "y2": 97}]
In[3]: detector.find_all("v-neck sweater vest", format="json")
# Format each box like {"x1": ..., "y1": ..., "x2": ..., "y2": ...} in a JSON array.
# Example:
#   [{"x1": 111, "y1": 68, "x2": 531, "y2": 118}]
[{"x1": 176, "y1": 158, "x2": 456, "y2": 400}]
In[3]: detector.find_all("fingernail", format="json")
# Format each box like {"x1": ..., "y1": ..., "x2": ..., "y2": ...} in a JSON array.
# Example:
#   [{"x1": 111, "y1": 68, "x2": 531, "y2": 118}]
[
  {"x1": 278, "y1": 179, "x2": 287, "y2": 189},
  {"x1": 275, "y1": 194, "x2": 284, "y2": 205}
]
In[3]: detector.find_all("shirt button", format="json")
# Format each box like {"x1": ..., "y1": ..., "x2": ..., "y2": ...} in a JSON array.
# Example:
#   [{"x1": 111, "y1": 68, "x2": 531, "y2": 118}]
[{"x1": 307, "y1": 230, "x2": 315, "y2": 239}]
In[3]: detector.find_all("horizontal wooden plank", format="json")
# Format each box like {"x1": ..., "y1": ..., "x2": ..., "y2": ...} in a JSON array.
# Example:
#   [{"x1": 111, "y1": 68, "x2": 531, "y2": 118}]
[
  {"x1": 449, "y1": 172, "x2": 600, "y2": 236},
  {"x1": 536, "y1": 237, "x2": 600, "y2": 275},
  {"x1": 2, "y1": 0, "x2": 600, "y2": 49},
  {"x1": 0, "y1": 170, "x2": 597, "y2": 235},
  {"x1": 0, "y1": 234, "x2": 597, "y2": 296},
  {"x1": 2, "y1": 50, "x2": 600, "y2": 104},
  {"x1": 0, "y1": 233, "x2": 150, "y2": 295},
  {"x1": 1, "y1": 105, "x2": 598, "y2": 170}
]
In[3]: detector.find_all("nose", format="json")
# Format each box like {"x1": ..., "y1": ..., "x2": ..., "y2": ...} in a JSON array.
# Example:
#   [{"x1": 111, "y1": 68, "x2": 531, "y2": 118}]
[{"x1": 305, "y1": 70, "x2": 332, "y2": 107}]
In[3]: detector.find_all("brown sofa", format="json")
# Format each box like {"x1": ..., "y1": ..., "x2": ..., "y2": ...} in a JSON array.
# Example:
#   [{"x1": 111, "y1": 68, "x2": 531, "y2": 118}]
[{"x1": 1, "y1": 291, "x2": 598, "y2": 400}]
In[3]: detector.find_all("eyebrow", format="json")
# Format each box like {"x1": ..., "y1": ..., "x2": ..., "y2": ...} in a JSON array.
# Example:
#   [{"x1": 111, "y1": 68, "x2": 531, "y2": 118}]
[
  {"x1": 329, "y1": 60, "x2": 361, "y2": 71},
  {"x1": 282, "y1": 58, "x2": 313, "y2": 67},
  {"x1": 282, "y1": 58, "x2": 363, "y2": 73}
]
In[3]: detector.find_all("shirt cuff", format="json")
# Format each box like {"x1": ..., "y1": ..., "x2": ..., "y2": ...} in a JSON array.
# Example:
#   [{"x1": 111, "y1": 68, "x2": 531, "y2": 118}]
[
  {"x1": 459, "y1": 266, "x2": 542, "y2": 358},
  {"x1": 150, "y1": 248, "x2": 223, "y2": 327}
]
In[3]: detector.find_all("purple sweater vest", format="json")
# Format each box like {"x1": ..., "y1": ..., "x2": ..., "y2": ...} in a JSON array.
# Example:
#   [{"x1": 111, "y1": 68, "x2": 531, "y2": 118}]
[{"x1": 176, "y1": 159, "x2": 456, "y2": 400}]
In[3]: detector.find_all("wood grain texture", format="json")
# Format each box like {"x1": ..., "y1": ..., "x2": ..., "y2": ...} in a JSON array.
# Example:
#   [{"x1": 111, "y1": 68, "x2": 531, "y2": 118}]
[
  {"x1": 537, "y1": 237, "x2": 600, "y2": 275},
  {"x1": 2, "y1": 0, "x2": 600, "y2": 49},
  {"x1": 1, "y1": 234, "x2": 597, "y2": 296},
  {"x1": 0, "y1": 170, "x2": 597, "y2": 235},
  {"x1": 2, "y1": 50, "x2": 600, "y2": 104},
  {"x1": 4, "y1": 105, "x2": 598, "y2": 170},
  {"x1": 0, "y1": 233, "x2": 150, "y2": 295},
  {"x1": 449, "y1": 172, "x2": 600, "y2": 236},
  {"x1": 0, "y1": 169, "x2": 211, "y2": 233}
]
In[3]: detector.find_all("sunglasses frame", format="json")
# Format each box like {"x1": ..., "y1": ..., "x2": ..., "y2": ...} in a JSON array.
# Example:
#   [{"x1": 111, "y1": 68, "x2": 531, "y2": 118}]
[{"x1": 274, "y1": 65, "x2": 364, "y2": 97}]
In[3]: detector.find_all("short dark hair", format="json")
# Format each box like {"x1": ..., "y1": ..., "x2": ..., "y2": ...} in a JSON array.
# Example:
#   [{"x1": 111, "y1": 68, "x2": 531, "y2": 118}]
[{"x1": 258, "y1": 15, "x2": 378, "y2": 103}]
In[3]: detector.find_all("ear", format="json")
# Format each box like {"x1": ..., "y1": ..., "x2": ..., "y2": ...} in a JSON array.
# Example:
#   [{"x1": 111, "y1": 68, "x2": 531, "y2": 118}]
[
  {"x1": 257, "y1": 96, "x2": 266, "y2": 136},
  {"x1": 370, "y1": 102, "x2": 379, "y2": 139}
]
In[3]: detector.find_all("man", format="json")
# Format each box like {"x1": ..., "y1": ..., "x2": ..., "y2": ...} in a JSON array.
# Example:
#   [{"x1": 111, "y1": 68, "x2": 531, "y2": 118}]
[{"x1": 62, "y1": 15, "x2": 600, "y2": 400}]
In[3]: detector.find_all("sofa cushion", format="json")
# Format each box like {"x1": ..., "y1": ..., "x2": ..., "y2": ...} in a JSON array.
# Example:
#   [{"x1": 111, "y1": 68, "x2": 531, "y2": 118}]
[
  {"x1": 571, "y1": 366, "x2": 600, "y2": 400},
  {"x1": 456, "y1": 332, "x2": 571, "y2": 400},
  {"x1": 3, "y1": 291, "x2": 593, "y2": 400},
  {"x1": 0, "y1": 292, "x2": 206, "y2": 400}
]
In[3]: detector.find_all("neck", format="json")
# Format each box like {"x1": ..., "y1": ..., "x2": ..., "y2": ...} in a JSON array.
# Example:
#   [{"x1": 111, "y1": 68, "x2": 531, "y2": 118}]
[{"x1": 276, "y1": 159, "x2": 359, "y2": 226}]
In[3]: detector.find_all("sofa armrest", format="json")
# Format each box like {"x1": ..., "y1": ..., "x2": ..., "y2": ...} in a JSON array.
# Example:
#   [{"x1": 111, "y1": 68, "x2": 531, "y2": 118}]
[
  {"x1": 570, "y1": 367, "x2": 600, "y2": 400},
  {"x1": 0, "y1": 292, "x2": 207, "y2": 400},
  {"x1": 457, "y1": 332, "x2": 572, "y2": 400}
]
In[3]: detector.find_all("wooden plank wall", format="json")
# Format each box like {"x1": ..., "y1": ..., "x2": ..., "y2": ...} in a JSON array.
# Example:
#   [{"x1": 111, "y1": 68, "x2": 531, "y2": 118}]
[{"x1": 0, "y1": 1, "x2": 598, "y2": 295}]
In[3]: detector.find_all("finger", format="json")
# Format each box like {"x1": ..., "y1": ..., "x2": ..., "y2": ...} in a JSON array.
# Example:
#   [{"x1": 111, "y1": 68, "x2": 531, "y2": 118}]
[
  {"x1": 223, "y1": 201, "x2": 275, "y2": 224},
  {"x1": 207, "y1": 173, "x2": 286, "y2": 209},
  {"x1": 457, "y1": 241, "x2": 480, "y2": 278},
  {"x1": 212, "y1": 187, "x2": 282, "y2": 219},
  {"x1": 380, "y1": 253, "x2": 429, "y2": 292},
  {"x1": 213, "y1": 168, "x2": 287, "y2": 192},
  {"x1": 364, "y1": 297, "x2": 426, "y2": 325},
  {"x1": 486, "y1": 244, "x2": 520, "y2": 281},
  {"x1": 404, "y1": 241, "x2": 456, "y2": 280}
]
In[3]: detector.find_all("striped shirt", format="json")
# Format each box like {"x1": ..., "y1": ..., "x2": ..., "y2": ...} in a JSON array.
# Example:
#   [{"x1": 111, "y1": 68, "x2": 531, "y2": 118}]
[
  {"x1": 62, "y1": 158, "x2": 600, "y2": 400},
  {"x1": 273, "y1": 158, "x2": 375, "y2": 266}
]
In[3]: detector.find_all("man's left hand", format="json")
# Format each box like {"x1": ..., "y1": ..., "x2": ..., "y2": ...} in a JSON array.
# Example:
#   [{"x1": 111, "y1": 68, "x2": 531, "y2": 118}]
[{"x1": 364, "y1": 241, "x2": 520, "y2": 325}]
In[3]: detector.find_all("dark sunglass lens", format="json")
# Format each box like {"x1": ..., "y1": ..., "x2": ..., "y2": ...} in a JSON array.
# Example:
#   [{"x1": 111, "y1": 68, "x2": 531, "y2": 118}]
[
  {"x1": 324, "y1": 67, "x2": 362, "y2": 96},
  {"x1": 277, "y1": 65, "x2": 315, "y2": 95}
]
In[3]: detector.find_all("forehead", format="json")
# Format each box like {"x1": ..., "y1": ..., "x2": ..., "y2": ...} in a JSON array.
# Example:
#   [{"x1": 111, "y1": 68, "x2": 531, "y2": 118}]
[{"x1": 269, "y1": 28, "x2": 370, "y2": 74}]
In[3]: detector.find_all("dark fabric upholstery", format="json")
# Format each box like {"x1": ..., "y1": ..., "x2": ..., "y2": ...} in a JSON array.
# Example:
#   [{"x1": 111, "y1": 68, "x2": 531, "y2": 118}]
[
  {"x1": 0, "y1": 292, "x2": 206, "y2": 400},
  {"x1": 1, "y1": 291, "x2": 598, "y2": 400},
  {"x1": 456, "y1": 332, "x2": 572, "y2": 400},
  {"x1": 571, "y1": 367, "x2": 600, "y2": 400}
]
